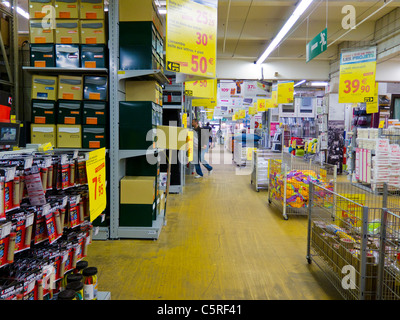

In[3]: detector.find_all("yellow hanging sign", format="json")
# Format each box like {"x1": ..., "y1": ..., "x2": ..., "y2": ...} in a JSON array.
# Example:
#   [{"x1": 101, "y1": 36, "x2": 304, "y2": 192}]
[
  {"x1": 366, "y1": 83, "x2": 379, "y2": 114},
  {"x1": 277, "y1": 81, "x2": 294, "y2": 104},
  {"x1": 166, "y1": 0, "x2": 217, "y2": 78},
  {"x1": 86, "y1": 148, "x2": 107, "y2": 222},
  {"x1": 338, "y1": 47, "x2": 377, "y2": 103},
  {"x1": 187, "y1": 130, "x2": 193, "y2": 162},
  {"x1": 185, "y1": 79, "x2": 217, "y2": 98},
  {"x1": 248, "y1": 106, "x2": 256, "y2": 115},
  {"x1": 257, "y1": 99, "x2": 267, "y2": 112},
  {"x1": 192, "y1": 98, "x2": 217, "y2": 108},
  {"x1": 271, "y1": 84, "x2": 278, "y2": 107}
]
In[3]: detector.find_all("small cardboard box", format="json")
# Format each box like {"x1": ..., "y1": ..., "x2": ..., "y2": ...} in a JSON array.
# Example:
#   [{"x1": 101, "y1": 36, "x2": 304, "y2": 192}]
[
  {"x1": 29, "y1": 0, "x2": 54, "y2": 19},
  {"x1": 58, "y1": 75, "x2": 83, "y2": 100},
  {"x1": 82, "y1": 125, "x2": 106, "y2": 149},
  {"x1": 31, "y1": 124, "x2": 57, "y2": 147},
  {"x1": 32, "y1": 100, "x2": 57, "y2": 124},
  {"x1": 80, "y1": 0, "x2": 104, "y2": 20},
  {"x1": 57, "y1": 124, "x2": 82, "y2": 148},
  {"x1": 80, "y1": 44, "x2": 106, "y2": 68},
  {"x1": 29, "y1": 19, "x2": 55, "y2": 44},
  {"x1": 83, "y1": 75, "x2": 108, "y2": 100},
  {"x1": 31, "y1": 75, "x2": 58, "y2": 100},
  {"x1": 57, "y1": 100, "x2": 82, "y2": 124},
  {"x1": 54, "y1": 0, "x2": 79, "y2": 19},
  {"x1": 80, "y1": 20, "x2": 106, "y2": 44},
  {"x1": 55, "y1": 19, "x2": 80, "y2": 44},
  {"x1": 82, "y1": 100, "x2": 107, "y2": 125},
  {"x1": 120, "y1": 176, "x2": 155, "y2": 205},
  {"x1": 125, "y1": 80, "x2": 162, "y2": 105},
  {"x1": 55, "y1": 44, "x2": 80, "y2": 68},
  {"x1": 30, "y1": 44, "x2": 55, "y2": 68}
]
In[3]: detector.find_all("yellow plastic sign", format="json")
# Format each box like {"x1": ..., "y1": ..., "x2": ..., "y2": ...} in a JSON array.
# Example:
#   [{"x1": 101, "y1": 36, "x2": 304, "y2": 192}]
[
  {"x1": 248, "y1": 106, "x2": 256, "y2": 115},
  {"x1": 187, "y1": 130, "x2": 193, "y2": 162},
  {"x1": 192, "y1": 98, "x2": 217, "y2": 108},
  {"x1": 247, "y1": 148, "x2": 257, "y2": 161},
  {"x1": 339, "y1": 47, "x2": 377, "y2": 103},
  {"x1": 257, "y1": 99, "x2": 267, "y2": 112},
  {"x1": 277, "y1": 81, "x2": 294, "y2": 104},
  {"x1": 182, "y1": 113, "x2": 187, "y2": 128},
  {"x1": 271, "y1": 84, "x2": 278, "y2": 107},
  {"x1": 366, "y1": 83, "x2": 379, "y2": 114},
  {"x1": 238, "y1": 109, "x2": 246, "y2": 119},
  {"x1": 185, "y1": 79, "x2": 217, "y2": 98},
  {"x1": 86, "y1": 148, "x2": 107, "y2": 222},
  {"x1": 166, "y1": 0, "x2": 217, "y2": 78}
]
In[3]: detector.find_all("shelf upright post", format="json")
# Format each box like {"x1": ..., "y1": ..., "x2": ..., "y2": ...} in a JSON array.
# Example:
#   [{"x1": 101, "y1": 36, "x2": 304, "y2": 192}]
[{"x1": 108, "y1": 0, "x2": 120, "y2": 239}]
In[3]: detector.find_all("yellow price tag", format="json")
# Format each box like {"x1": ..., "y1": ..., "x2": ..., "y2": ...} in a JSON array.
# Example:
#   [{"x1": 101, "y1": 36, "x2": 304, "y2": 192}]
[
  {"x1": 379, "y1": 120, "x2": 385, "y2": 129},
  {"x1": 257, "y1": 99, "x2": 267, "y2": 112},
  {"x1": 187, "y1": 131, "x2": 194, "y2": 162},
  {"x1": 366, "y1": 83, "x2": 379, "y2": 114},
  {"x1": 86, "y1": 148, "x2": 107, "y2": 222},
  {"x1": 185, "y1": 79, "x2": 217, "y2": 99},
  {"x1": 277, "y1": 81, "x2": 294, "y2": 104}
]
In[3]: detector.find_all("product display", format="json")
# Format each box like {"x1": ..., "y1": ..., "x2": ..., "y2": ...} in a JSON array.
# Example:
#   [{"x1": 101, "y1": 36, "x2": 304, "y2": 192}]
[{"x1": 30, "y1": 44, "x2": 56, "y2": 68}]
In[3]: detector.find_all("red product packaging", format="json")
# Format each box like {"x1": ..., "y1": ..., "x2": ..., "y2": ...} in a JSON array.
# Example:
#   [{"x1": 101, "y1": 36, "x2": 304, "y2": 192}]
[
  {"x1": 34, "y1": 214, "x2": 48, "y2": 245},
  {"x1": 4, "y1": 180, "x2": 13, "y2": 212},
  {"x1": 45, "y1": 213, "x2": 58, "y2": 244},
  {"x1": 69, "y1": 203, "x2": 79, "y2": 228},
  {"x1": 0, "y1": 236, "x2": 10, "y2": 267},
  {"x1": 14, "y1": 219, "x2": 26, "y2": 253}
]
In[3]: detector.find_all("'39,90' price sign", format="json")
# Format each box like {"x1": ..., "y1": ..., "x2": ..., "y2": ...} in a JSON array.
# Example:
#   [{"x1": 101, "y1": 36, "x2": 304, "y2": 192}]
[
  {"x1": 338, "y1": 47, "x2": 377, "y2": 104},
  {"x1": 166, "y1": 0, "x2": 217, "y2": 78}
]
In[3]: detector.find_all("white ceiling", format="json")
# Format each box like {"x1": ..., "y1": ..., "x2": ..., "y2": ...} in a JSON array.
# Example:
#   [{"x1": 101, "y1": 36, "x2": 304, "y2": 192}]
[{"x1": 217, "y1": 0, "x2": 400, "y2": 62}]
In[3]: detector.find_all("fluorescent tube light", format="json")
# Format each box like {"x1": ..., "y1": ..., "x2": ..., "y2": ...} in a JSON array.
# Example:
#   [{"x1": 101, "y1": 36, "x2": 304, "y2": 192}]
[
  {"x1": 310, "y1": 81, "x2": 328, "y2": 86},
  {"x1": 294, "y1": 80, "x2": 306, "y2": 87},
  {"x1": 256, "y1": 0, "x2": 313, "y2": 65},
  {"x1": 2, "y1": 1, "x2": 29, "y2": 19}
]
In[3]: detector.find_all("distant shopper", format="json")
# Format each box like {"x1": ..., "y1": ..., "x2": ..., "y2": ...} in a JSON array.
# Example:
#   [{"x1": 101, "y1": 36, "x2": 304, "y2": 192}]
[
  {"x1": 203, "y1": 122, "x2": 212, "y2": 150},
  {"x1": 192, "y1": 119, "x2": 213, "y2": 178}
]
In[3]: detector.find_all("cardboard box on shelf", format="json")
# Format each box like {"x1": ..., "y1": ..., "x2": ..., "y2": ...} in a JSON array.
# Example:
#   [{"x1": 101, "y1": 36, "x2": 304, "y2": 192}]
[
  {"x1": 32, "y1": 100, "x2": 57, "y2": 124},
  {"x1": 31, "y1": 75, "x2": 58, "y2": 100},
  {"x1": 125, "y1": 80, "x2": 162, "y2": 105},
  {"x1": 55, "y1": 44, "x2": 80, "y2": 68},
  {"x1": 55, "y1": 19, "x2": 80, "y2": 44},
  {"x1": 30, "y1": 44, "x2": 55, "y2": 68},
  {"x1": 54, "y1": 0, "x2": 79, "y2": 19},
  {"x1": 120, "y1": 176, "x2": 155, "y2": 205},
  {"x1": 80, "y1": 20, "x2": 106, "y2": 44},
  {"x1": 28, "y1": 0, "x2": 54, "y2": 19},
  {"x1": 31, "y1": 124, "x2": 57, "y2": 147},
  {"x1": 29, "y1": 19, "x2": 55, "y2": 44},
  {"x1": 80, "y1": 44, "x2": 106, "y2": 68},
  {"x1": 57, "y1": 100, "x2": 82, "y2": 124},
  {"x1": 57, "y1": 124, "x2": 82, "y2": 148},
  {"x1": 58, "y1": 75, "x2": 83, "y2": 100},
  {"x1": 83, "y1": 76, "x2": 108, "y2": 100},
  {"x1": 80, "y1": 0, "x2": 104, "y2": 20},
  {"x1": 82, "y1": 126, "x2": 106, "y2": 149},
  {"x1": 82, "y1": 101, "x2": 107, "y2": 125}
]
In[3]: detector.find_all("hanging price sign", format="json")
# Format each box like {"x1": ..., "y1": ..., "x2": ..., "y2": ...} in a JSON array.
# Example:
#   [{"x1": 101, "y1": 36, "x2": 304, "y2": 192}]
[
  {"x1": 339, "y1": 47, "x2": 377, "y2": 103},
  {"x1": 271, "y1": 84, "x2": 278, "y2": 107},
  {"x1": 257, "y1": 99, "x2": 267, "y2": 112},
  {"x1": 185, "y1": 79, "x2": 217, "y2": 98},
  {"x1": 166, "y1": 0, "x2": 217, "y2": 78},
  {"x1": 277, "y1": 81, "x2": 294, "y2": 104},
  {"x1": 366, "y1": 83, "x2": 379, "y2": 114},
  {"x1": 86, "y1": 148, "x2": 107, "y2": 222}
]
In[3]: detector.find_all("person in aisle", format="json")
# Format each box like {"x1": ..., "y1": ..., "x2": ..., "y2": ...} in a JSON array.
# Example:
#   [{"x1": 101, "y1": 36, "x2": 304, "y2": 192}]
[
  {"x1": 203, "y1": 122, "x2": 213, "y2": 150},
  {"x1": 192, "y1": 118, "x2": 213, "y2": 178}
]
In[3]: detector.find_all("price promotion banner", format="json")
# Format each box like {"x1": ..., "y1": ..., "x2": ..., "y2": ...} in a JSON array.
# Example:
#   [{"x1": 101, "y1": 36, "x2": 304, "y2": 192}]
[
  {"x1": 185, "y1": 79, "x2": 217, "y2": 98},
  {"x1": 277, "y1": 81, "x2": 294, "y2": 104},
  {"x1": 86, "y1": 148, "x2": 107, "y2": 222},
  {"x1": 248, "y1": 105, "x2": 256, "y2": 115},
  {"x1": 192, "y1": 98, "x2": 216, "y2": 108},
  {"x1": 271, "y1": 84, "x2": 278, "y2": 107},
  {"x1": 238, "y1": 109, "x2": 246, "y2": 119},
  {"x1": 257, "y1": 99, "x2": 267, "y2": 112},
  {"x1": 339, "y1": 47, "x2": 377, "y2": 103},
  {"x1": 166, "y1": 0, "x2": 217, "y2": 78}
]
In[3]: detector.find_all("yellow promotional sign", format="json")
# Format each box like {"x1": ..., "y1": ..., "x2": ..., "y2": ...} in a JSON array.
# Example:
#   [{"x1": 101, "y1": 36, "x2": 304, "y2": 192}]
[
  {"x1": 248, "y1": 106, "x2": 256, "y2": 115},
  {"x1": 277, "y1": 81, "x2": 294, "y2": 104},
  {"x1": 265, "y1": 98, "x2": 275, "y2": 109},
  {"x1": 192, "y1": 98, "x2": 217, "y2": 108},
  {"x1": 187, "y1": 130, "x2": 193, "y2": 162},
  {"x1": 247, "y1": 148, "x2": 257, "y2": 161},
  {"x1": 257, "y1": 99, "x2": 267, "y2": 112},
  {"x1": 238, "y1": 109, "x2": 246, "y2": 119},
  {"x1": 339, "y1": 47, "x2": 377, "y2": 103},
  {"x1": 182, "y1": 113, "x2": 188, "y2": 128},
  {"x1": 166, "y1": 0, "x2": 217, "y2": 78},
  {"x1": 185, "y1": 79, "x2": 217, "y2": 98},
  {"x1": 271, "y1": 84, "x2": 278, "y2": 107},
  {"x1": 86, "y1": 148, "x2": 107, "y2": 222},
  {"x1": 366, "y1": 83, "x2": 379, "y2": 114}
]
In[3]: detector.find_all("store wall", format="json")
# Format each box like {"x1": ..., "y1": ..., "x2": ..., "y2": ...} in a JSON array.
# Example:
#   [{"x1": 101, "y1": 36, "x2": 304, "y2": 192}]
[{"x1": 216, "y1": 59, "x2": 330, "y2": 81}]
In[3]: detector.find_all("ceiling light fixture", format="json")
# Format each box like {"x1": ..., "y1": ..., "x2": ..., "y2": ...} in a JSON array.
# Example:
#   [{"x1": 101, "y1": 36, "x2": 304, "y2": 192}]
[
  {"x1": 2, "y1": 1, "x2": 29, "y2": 19},
  {"x1": 310, "y1": 81, "x2": 328, "y2": 86},
  {"x1": 294, "y1": 79, "x2": 306, "y2": 87},
  {"x1": 256, "y1": 0, "x2": 313, "y2": 65}
]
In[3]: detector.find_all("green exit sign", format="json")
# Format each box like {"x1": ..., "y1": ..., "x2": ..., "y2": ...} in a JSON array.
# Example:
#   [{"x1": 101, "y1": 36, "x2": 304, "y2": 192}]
[{"x1": 306, "y1": 28, "x2": 327, "y2": 63}]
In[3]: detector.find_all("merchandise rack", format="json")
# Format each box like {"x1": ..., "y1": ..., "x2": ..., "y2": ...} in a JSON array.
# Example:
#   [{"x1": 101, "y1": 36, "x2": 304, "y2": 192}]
[
  {"x1": 306, "y1": 182, "x2": 400, "y2": 300},
  {"x1": 268, "y1": 153, "x2": 337, "y2": 220},
  {"x1": 250, "y1": 149, "x2": 281, "y2": 192},
  {"x1": 108, "y1": 0, "x2": 169, "y2": 240}
]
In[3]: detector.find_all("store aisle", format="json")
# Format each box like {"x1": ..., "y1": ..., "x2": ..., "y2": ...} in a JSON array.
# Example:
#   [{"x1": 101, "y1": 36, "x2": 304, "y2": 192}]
[{"x1": 86, "y1": 146, "x2": 342, "y2": 300}]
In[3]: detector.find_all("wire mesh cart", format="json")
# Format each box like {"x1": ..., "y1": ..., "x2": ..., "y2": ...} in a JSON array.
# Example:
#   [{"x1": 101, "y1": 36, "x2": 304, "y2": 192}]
[
  {"x1": 250, "y1": 149, "x2": 281, "y2": 192},
  {"x1": 268, "y1": 153, "x2": 337, "y2": 220},
  {"x1": 306, "y1": 182, "x2": 400, "y2": 300}
]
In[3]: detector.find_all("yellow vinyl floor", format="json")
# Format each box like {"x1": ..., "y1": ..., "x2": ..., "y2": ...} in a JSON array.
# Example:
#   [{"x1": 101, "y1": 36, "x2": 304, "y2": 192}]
[{"x1": 86, "y1": 146, "x2": 343, "y2": 300}]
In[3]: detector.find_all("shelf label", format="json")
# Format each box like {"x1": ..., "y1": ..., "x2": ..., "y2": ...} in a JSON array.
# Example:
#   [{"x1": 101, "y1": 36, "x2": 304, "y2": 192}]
[
  {"x1": 339, "y1": 47, "x2": 377, "y2": 103},
  {"x1": 166, "y1": 0, "x2": 217, "y2": 78},
  {"x1": 86, "y1": 147, "x2": 107, "y2": 222}
]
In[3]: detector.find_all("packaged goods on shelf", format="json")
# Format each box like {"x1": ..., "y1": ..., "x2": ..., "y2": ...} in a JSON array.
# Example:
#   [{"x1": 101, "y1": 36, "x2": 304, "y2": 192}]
[
  {"x1": 80, "y1": 0, "x2": 105, "y2": 20},
  {"x1": 83, "y1": 76, "x2": 108, "y2": 101},
  {"x1": 56, "y1": 125, "x2": 82, "y2": 149},
  {"x1": 32, "y1": 100, "x2": 57, "y2": 125},
  {"x1": 55, "y1": 20, "x2": 80, "y2": 44},
  {"x1": 79, "y1": 20, "x2": 106, "y2": 45},
  {"x1": 58, "y1": 76, "x2": 83, "y2": 101},
  {"x1": 57, "y1": 100, "x2": 82, "y2": 125},
  {"x1": 54, "y1": 0, "x2": 79, "y2": 19},
  {"x1": 28, "y1": 0, "x2": 53, "y2": 19},
  {"x1": 82, "y1": 101, "x2": 107, "y2": 125},
  {"x1": 80, "y1": 44, "x2": 106, "y2": 69},
  {"x1": 55, "y1": 44, "x2": 80, "y2": 69},
  {"x1": 30, "y1": 44, "x2": 56, "y2": 68},
  {"x1": 29, "y1": 19, "x2": 55, "y2": 44},
  {"x1": 31, "y1": 75, "x2": 58, "y2": 101}
]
